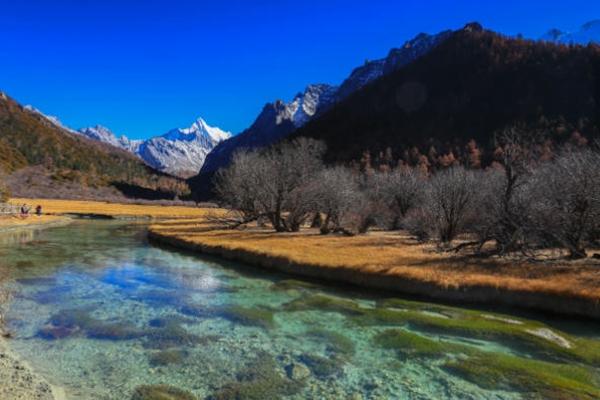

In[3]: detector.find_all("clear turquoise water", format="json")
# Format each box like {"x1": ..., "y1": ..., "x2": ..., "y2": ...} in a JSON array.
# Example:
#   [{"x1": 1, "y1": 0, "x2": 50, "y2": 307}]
[{"x1": 0, "y1": 221, "x2": 599, "y2": 399}]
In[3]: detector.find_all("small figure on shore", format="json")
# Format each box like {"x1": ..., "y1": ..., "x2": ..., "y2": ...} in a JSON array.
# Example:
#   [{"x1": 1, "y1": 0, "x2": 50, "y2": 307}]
[
  {"x1": 20, "y1": 204, "x2": 29, "y2": 218},
  {"x1": 35, "y1": 205, "x2": 42, "y2": 216}
]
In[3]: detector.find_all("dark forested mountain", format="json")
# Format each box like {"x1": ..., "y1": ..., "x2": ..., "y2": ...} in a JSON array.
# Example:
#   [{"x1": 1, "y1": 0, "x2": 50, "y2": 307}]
[
  {"x1": 0, "y1": 93, "x2": 188, "y2": 199},
  {"x1": 290, "y1": 23, "x2": 600, "y2": 168}
]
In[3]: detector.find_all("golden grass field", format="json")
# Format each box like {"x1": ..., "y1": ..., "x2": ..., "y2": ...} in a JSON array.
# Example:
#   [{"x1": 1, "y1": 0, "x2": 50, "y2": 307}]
[
  {"x1": 150, "y1": 218, "x2": 600, "y2": 304},
  {"x1": 9, "y1": 198, "x2": 216, "y2": 219}
]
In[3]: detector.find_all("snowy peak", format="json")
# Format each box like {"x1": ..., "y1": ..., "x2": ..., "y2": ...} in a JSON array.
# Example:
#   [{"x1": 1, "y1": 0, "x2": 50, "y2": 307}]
[
  {"x1": 542, "y1": 20, "x2": 600, "y2": 44},
  {"x1": 135, "y1": 118, "x2": 231, "y2": 178},
  {"x1": 336, "y1": 29, "x2": 452, "y2": 100},
  {"x1": 275, "y1": 84, "x2": 338, "y2": 127},
  {"x1": 164, "y1": 117, "x2": 232, "y2": 143},
  {"x1": 77, "y1": 117, "x2": 230, "y2": 177}
]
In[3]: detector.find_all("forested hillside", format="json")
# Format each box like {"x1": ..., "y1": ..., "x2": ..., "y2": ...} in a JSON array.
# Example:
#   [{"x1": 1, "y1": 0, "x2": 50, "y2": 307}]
[
  {"x1": 292, "y1": 23, "x2": 600, "y2": 169},
  {"x1": 0, "y1": 93, "x2": 188, "y2": 200}
]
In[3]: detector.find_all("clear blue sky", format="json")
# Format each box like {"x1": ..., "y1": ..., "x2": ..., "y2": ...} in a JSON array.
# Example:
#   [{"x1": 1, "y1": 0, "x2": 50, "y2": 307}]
[{"x1": 1, "y1": 0, "x2": 599, "y2": 139}]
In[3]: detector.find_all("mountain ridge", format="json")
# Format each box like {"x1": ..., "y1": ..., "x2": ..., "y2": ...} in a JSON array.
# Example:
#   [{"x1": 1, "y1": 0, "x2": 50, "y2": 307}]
[
  {"x1": 192, "y1": 27, "x2": 454, "y2": 195},
  {"x1": 1, "y1": 92, "x2": 187, "y2": 200},
  {"x1": 289, "y1": 23, "x2": 600, "y2": 166},
  {"x1": 27, "y1": 107, "x2": 231, "y2": 178}
]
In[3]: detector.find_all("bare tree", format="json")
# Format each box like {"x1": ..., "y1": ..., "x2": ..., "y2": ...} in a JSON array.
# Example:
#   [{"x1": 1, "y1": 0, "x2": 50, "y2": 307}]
[
  {"x1": 214, "y1": 138, "x2": 325, "y2": 232},
  {"x1": 471, "y1": 132, "x2": 538, "y2": 254},
  {"x1": 213, "y1": 150, "x2": 264, "y2": 228},
  {"x1": 374, "y1": 167, "x2": 424, "y2": 229},
  {"x1": 529, "y1": 149, "x2": 600, "y2": 259},
  {"x1": 309, "y1": 166, "x2": 360, "y2": 234},
  {"x1": 423, "y1": 166, "x2": 478, "y2": 243}
]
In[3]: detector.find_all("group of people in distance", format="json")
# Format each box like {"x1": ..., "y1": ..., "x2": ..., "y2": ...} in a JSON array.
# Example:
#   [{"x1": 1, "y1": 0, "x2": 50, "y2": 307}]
[{"x1": 19, "y1": 204, "x2": 42, "y2": 218}]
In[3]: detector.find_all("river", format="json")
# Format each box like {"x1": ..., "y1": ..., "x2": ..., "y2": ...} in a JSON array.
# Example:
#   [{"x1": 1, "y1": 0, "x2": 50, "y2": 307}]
[{"x1": 0, "y1": 221, "x2": 599, "y2": 399}]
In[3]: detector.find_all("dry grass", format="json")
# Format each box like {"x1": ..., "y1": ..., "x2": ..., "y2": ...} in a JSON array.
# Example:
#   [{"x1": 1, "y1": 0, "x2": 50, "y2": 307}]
[
  {"x1": 150, "y1": 219, "x2": 600, "y2": 303},
  {"x1": 9, "y1": 198, "x2": 218, "y2": 220}
]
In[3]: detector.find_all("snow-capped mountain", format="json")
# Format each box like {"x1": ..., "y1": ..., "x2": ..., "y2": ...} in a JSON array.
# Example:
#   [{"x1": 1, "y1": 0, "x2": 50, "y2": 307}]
[
  {"x1": 136, "y1": 118, "x2": 231, "y2": 177},
  {"x1": 76, "y1": 118, "x2": 231, "y2": 177},
  {"x1": 25, "y1": 103, "x2": 231, "y2": 177},
  {"x1": 276, "y1": 84, "x2": 338, "y2": 128},
  {"x1": 541, "y1": 20, "x2": 600, "y2": 44},
  {"x1": 336, "y1": 30, "x2": 452, "y2": 101}
]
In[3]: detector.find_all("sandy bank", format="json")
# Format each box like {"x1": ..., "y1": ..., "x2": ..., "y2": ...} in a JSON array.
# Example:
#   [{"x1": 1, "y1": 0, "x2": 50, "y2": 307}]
[
  {"x1": 0, "y1": 215, "x2": 72, "y2": 234},
  {"x1": 0, "y1": 337, "x2": 65, "y2": 400},
  {"x1": 148, "y1": 223, "x2": 600, "y2": 320}
]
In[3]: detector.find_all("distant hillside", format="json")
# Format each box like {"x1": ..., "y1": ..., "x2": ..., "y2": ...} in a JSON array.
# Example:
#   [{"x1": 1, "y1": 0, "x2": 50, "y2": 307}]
[
  {"x1": 0, "y1": 93, "x2": 188, "y2": 200},
  {"x1": 290, "y1": 23, "x2": 600, "y2": 167}
]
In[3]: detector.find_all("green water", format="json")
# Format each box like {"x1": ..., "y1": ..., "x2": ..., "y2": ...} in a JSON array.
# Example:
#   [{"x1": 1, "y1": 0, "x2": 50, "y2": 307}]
[{"x1": 1, "y1": 221, "x2": 599, "y2": 399}]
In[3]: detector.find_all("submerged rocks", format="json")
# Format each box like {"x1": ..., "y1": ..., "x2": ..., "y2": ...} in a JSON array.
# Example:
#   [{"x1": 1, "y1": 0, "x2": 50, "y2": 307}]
[
  {"x1": 305, "y1": 329, "x2": 355, "y2": 358},
  {"x1": 208, "y1": 352, "x2": 304, "y2": 400},
  {"x1": 148, "y1": 315, "x2": 195, "y2": 328},
  {"x1": 220, "y1": 306, "x2": 275, "y2": 329},
  {"x1": 298, "y1": 353, "x2": 344, "y2": 380},
  {"x1": 148, "y1": 349, "x2": 188, "y2": 367},
  {"x1": 39, "y1": 308, "x2": 144, "y2": 341},
  {"x1": 285, "y1": 362, "x2": 311, "y2": 381},
  {"x1": 131, "y1": 385, "x2": 196, "y2": 400}
]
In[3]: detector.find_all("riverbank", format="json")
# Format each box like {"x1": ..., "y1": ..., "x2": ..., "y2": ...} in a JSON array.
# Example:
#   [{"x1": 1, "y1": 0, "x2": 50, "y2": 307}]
[
  {"x1": 9, "y1": 198, "x2": 216, "y2": 220},
  {"x1": 0, "y1": 338, "x2": 65, "y2": 400},
  {"x1": 0, "y1": 215, "x2": 72, "y2": 233},
  {"x1": 149, "y1": 220, "x2": 600, "y2": 320},
  {"x1": 0, "y1": 213, "x2": 70, "y2": 399}
]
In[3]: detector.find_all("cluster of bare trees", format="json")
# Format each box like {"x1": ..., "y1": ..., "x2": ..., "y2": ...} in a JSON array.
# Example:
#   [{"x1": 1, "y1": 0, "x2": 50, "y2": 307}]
[{"x1": 215, "y1": 137, "x2": 600, "y2": 259}]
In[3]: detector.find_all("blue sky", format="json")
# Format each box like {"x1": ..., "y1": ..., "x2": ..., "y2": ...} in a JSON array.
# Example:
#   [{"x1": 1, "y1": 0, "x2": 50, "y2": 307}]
[{"x1": 1, "y1": 1, "x2": 599, "y2": 139}]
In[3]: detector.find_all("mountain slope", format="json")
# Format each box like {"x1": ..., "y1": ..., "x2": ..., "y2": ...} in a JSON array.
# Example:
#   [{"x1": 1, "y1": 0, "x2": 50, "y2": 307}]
[
  {"x1": 191, "y1": 28, "x2": 452, "y2": 197},
  {"x1": 290, "y1": 23, "x2": 600, "y2": 165},
  {"x1": 0, "y1": 93, "x2": 187, "y2": 199}
]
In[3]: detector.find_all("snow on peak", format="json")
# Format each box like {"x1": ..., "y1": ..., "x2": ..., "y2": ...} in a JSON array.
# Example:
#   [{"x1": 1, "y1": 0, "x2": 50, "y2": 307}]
[
  {"x1": 275, "y1": 84, "x2": 338, "y2": 127},
  {"x1": 134, "y1": 117, "x2": 231, "y2": 177},
  {"x1": 173, "y1": 117, "x2": 232, "y2": 142},
  {"x1": 78, "y1": 117, "x2": 230, "y2": 177}
]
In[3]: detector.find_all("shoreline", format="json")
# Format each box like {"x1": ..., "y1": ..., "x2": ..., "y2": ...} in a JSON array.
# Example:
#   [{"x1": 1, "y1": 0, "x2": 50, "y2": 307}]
[
  {"x1": 0, "y1": 216, "x2": 72, "y2": 234},
  {"x1": 148, "y1": 229, "x2": 600, "y2": 321},
  {"x1": 0, "y1": 337, "x2": 66, "y2": 400},
  {"x1": 0, "y1": 214, "x2": 71, "y2": 399}
]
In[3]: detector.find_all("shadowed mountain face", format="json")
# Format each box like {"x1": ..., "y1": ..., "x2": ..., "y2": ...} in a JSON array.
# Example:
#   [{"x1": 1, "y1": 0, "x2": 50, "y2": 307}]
[
  {"x1": 0, "y1": 93, "x2": 187, "y2": 200},
  {"x1": 190, "y1": 22, "x2": 600, "y2": 199},
  {"x1": 291, "y1": 23, "x2": 600, "y2": 164},
  {"x1": 190, "y1": 28, "x2": 453, "y2": 199}
]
